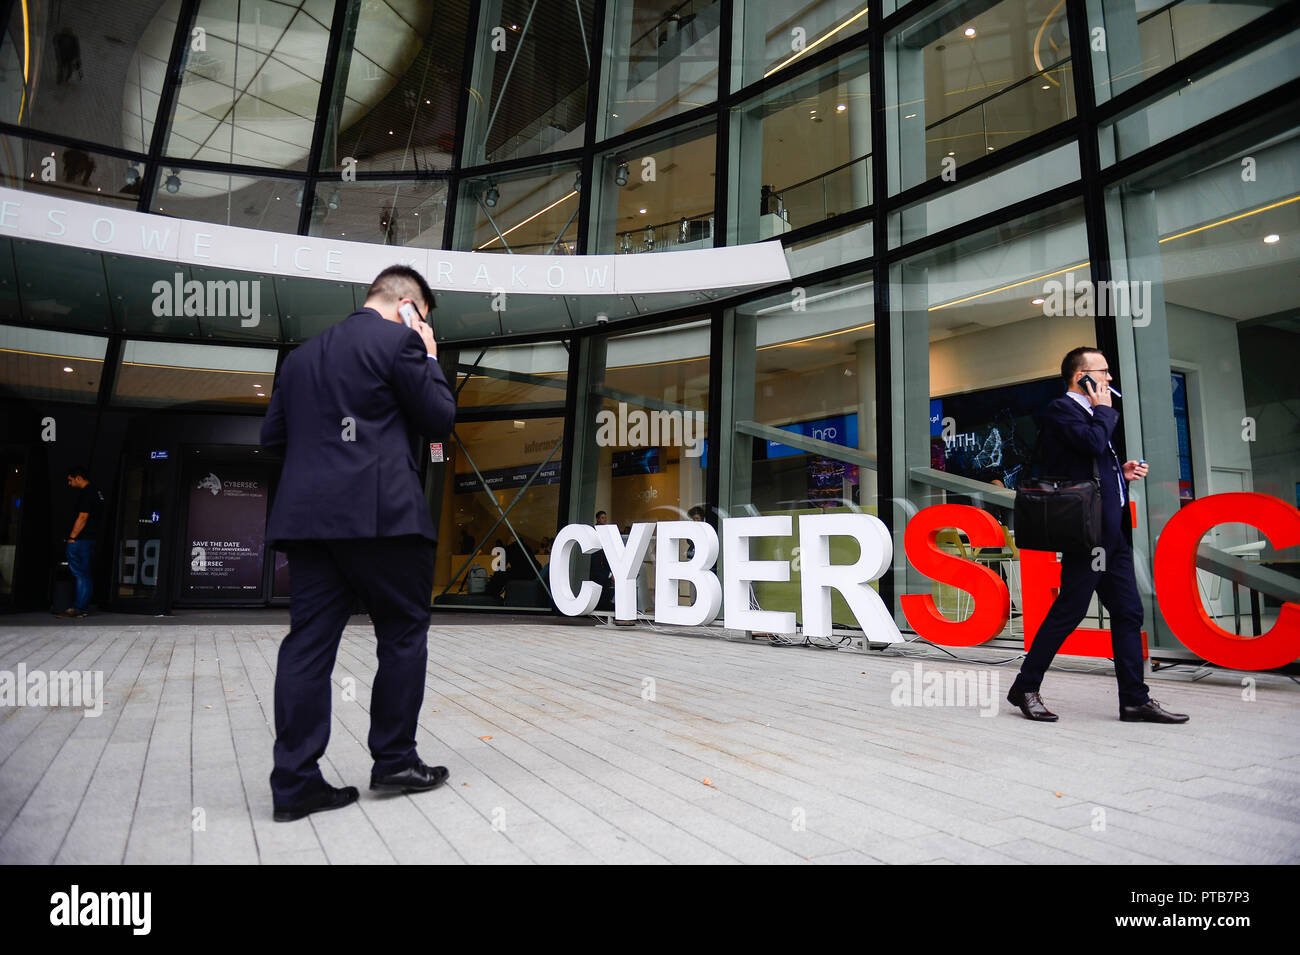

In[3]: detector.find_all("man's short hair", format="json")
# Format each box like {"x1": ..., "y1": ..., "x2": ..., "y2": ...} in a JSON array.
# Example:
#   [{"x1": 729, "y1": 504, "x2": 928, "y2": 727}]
[
  {"x1": 1061, "y1": 346, "x2": 1102, "y2": 384},
  {"x1": 595, "y1": 510, "x2": 607, "y2": 521},
  {"x1": 366, "y1": 265, "x2": 434, "y2": 313},
  {"x1": 687, "y1": 505, "x2": 705, "y2": 520},
  {"x1": 67, "y1": 464, "x2": 89, "y2": 480}
]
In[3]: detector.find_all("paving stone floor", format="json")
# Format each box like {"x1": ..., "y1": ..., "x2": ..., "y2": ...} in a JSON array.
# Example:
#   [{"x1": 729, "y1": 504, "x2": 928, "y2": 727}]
[{"x1": 1, "y1": 618, "x2": 1296, "y2": 864}]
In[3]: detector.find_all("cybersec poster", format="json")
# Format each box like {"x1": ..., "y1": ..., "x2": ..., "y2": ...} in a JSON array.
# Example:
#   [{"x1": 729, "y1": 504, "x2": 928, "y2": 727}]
[{"x1": 181, "y1": 464, "x2": 268, "y2": 598}]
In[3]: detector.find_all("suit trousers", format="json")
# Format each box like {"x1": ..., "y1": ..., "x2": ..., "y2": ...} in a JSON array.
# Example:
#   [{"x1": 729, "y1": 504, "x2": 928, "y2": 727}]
[
  {"x1": 270, "y1": 535, "x2": 434, "y2": 806},
  {"x1": 1010, "y1": 531, "x2": 1150, "y2": 707}
]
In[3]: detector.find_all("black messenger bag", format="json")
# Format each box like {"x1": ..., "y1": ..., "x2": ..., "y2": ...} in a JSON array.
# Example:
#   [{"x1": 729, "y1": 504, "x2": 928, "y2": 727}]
[{"x1": 1013, "y1": 456, "x2": 1102, "y2": 554}]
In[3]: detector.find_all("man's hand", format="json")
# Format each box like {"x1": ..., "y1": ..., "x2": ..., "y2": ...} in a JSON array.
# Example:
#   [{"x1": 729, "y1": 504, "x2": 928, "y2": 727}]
[
  {"x1": 1082, "y1": 375, "x2": 1112, "y2": 408},
  {"x1": 1122, "y1": 460, "x2": 1148, "y2": 481},
  {"x1": 415, "y1": 318, "x2": 437, "y2": 358}
]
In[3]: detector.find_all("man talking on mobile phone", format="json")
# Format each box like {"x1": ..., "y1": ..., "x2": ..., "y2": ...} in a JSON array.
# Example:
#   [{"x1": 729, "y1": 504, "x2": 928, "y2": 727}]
[
  {"x1": 261, "y1": 265, "x2": 456, "y2": 822},
  {"x1": 1006, "y1": 346, "x2": 1187, "y2": 725}
]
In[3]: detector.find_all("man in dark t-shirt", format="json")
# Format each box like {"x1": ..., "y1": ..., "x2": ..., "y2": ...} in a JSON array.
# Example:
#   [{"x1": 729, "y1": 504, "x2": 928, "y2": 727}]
[{"x1": 59, "y1": 465, "x2": 103, "y2": 617}]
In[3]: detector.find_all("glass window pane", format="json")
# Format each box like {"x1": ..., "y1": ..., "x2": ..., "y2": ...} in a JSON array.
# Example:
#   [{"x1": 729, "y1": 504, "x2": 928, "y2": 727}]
[
  {"x1": 1087, "y1": 0, "x2": 1286, "y2": 103},
  {"x1": 0, "y1": 137, "x2": 142, "y2": 209},
  {"x1": 113, "y1": 339, "x2": 277, "y2": 410},
  {"x1": 729, "y1": 50, "x2": 870, "y2": 244},
  {"x1": 592, "y1": 123, "x2": 716, "y2": 254},
  {"x1": 600, "y1": 0, "x2": 721, "y2": 139},
  {"x1": 891, "y1": 200, "x2": 1090, "y2": 632},
  {"x1": 455, "y1": 342, "x2": 570, "y2": 409},
  {"x1": 0, "y1": 325, "x2": 107, "y2": 403},
  {"x1": 728, "y1": 274, "x2": 877, "y2": 629},
  {"x1": 0, "y1": 0, "x2": 172, "y2": 151},
  {"x1": 307, "y1": 179, "x2": 447, "y2": 247},
  {"x1": 319, "y1": 0, "x2": 468, "y2": 174},
  {"x1": 148, "y1": 167, "x2": 302, "y2": 232},
  {"x1": 162, "y1": 0, "x2": 331, "y2": 171},
  {"x1": 732, "y1": 1, "x2": 868, "y2": 89},
  {"x1": 889, "y1": 142, "x2": 1079, "y2": 247},
  {"x1": 462, "y1": 1, "x2": 595, "y2": 166},
  {"x1": 1097, "y1": 29, "x2": 1300, "y2": 166},
  {"x1": 454, "y1": 162, "x2": 581, "y2": 255},
  {"x1": 1108, "y1": 118, "x2": 1300, "y2": 647},
  {"x1": 568, "y1": 318, "x2": 711, "y2": 617},
  {"x1": 434, "y1": 417, "x2": 565, "y2": 607},
  {"x1": 886, "y1": 0, "x2": 1075, "y2": 194}
]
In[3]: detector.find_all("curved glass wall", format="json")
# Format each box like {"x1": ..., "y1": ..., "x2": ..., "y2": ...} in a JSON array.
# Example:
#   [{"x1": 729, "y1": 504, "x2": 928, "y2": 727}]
[{"x1": 0, "y1": 0, "x2": 1293, "y2": 645}]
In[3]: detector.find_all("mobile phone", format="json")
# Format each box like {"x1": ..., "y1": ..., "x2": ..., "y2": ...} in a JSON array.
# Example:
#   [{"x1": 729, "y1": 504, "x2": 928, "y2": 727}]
[
  {"x1": 398, "y1": 300, "x2": 420, "y2": 329},
  {"x1": 1078, "y1": 373, "x2": 1097, "y2": 391}
]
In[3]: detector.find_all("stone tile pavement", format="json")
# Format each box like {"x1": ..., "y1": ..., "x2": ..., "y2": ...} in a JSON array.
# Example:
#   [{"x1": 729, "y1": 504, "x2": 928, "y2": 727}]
[{"x1": 1, "y1": 618, "x2": 1297, "y2": 864}]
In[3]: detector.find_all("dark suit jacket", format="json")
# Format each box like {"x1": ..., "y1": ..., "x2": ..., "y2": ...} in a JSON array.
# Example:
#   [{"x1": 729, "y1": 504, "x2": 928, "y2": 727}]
[
  {"x1": 1036, "y1": 394, "x2": 1130, "y2": 543},
  {"x1": 260, "y1": 307, "x2": 456, "y2": 549}
]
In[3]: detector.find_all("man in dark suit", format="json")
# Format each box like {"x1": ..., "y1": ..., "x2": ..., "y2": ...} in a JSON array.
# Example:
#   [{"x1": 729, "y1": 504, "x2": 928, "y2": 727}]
[
  {"x1": 261, "y1": 265, "x2": 456, "y2": 822},
  {"x1": 1006, "y1": 346, "x2": 1188, "y2": 724}
]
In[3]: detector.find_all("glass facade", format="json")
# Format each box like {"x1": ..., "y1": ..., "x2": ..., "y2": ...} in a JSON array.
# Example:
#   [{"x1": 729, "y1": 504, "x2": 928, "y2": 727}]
[{"x1": 0, "y1": 0, "x2": 1294, "y2": 659}]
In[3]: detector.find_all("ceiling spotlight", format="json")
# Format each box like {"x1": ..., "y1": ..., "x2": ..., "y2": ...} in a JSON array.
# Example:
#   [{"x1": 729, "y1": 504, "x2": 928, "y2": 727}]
[
  {"x1": 904, "y1": 113, "x2": 917, "y2": 119},
  {"x1": 987, "y1": 145, "x2": 994, "y2": 151},
  {"x1": 615, "y1": 162, "x2": 629, "y2": 186},
  {"x1": 1263, "y1": 233, "x2": 1280, "y2": 244},
  {"x1": 836, "y1": 103, "x2": 846, "y2": 112},
  {"x1": 63, "y1": 366, "x2": 74, "y2": 373},
  {"x1": 639, "y1": 207, "x2": 647, "y2": 214},
  {"x1": 1041, "y1": 84, "x2": 1051, "y2": 90},
  {"x1": 947, "y1": 151, "x2": 955, "y2": 156},
  {"x1": 484, "y1": 180, "x2": 499, "y2": 207},
  {"x1": 164, "y1": 168, "x2": 181, "y2": 194},
  {"x1": 1031, "y1": 297, "x2": 1045, "y2": 305},
  {"x1": 964, "y1": 26, "x2": 976, "y2": 37}
]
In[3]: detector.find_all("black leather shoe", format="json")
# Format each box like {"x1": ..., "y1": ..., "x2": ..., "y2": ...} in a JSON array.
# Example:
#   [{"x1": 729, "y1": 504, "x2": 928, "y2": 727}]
[
  {"x1": 370, "y1": 759, "x2": 449, "y2": 793},
  {"x1": 1120, "y1": 699, "x2": 1189, "y2": 723},
  {"x1": 1007, "y1": 688, "x2": 1059, "y2": 721},
  {"x1": 273, "y1": 784, "x2": 359, "y2": 823}
]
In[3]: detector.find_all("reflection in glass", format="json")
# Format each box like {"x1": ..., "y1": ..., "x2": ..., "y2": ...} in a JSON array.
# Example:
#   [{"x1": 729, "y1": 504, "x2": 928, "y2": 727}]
[
  {"x1": 0, "y1": 325, "x2": 106, "y2": 403},
  {"x1": 727, "y1": 277, "x2": 876, "y2": 629},
  {"x1": 593, "y1": 124, "x2": 716, "y2": 254},
  {"x1": 729, "y1": 51, "x2": 870, "y2": 244},
  {"x1": 1089, "y1": 0, "x2": 1283, "y2": 102},
  {"x1": 113, "y1": 340, "x2": 277, "y2": 409},
  {"x1": 319, "y1": 0, "x2": 467, "y2": 174},
  {"x1": 0, "y1": 0, "x2": 173, "y2": 151},
  {"x1": 601, "y1": 0, "x2": 722, "y2": 138},
  {"x1": 732, "y1": 1, "x2": 868, "y2": 90},
  {"x1": 891, "y1": 201, "x2": 1089, "y2": 630},
  {"x1": 887, "y1": 0, "x2": 1075, "y2": 193},
  {"x1": 454, "y1": 162, "x2": 581, "y2": 254},
  {"x1": 463, "y1": 1, "x2": 595, "y2": 166},
  {"x1": 162, "y1": 0, "x2": 331, "y2": 170},
  {"x1": 0, "y1": 137, "x2": 142, "y2": 209},
  {"x1": 455, "y1": 342, "x2": 569, "y2": 408},
  {"x1": 307, "y1": 179, "x2": 447, "y2": 246},
  {"x1": 148, "y1": 167, "x2": 302, "y2": 231},
  {"x1": 1108, "y1": 121, "x2": 1300, "y2": 640}
]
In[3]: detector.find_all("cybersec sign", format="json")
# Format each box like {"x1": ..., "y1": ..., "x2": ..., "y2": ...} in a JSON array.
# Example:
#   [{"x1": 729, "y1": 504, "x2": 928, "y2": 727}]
[{"x1": 550, "y1": 492, "x2": 1300, "y2": 670}]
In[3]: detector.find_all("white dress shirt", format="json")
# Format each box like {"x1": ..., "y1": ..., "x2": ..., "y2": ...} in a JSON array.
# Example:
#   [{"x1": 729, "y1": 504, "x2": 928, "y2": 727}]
[{"x1": 1065, "y1": 390, "x2": 1126, "y2": 504}]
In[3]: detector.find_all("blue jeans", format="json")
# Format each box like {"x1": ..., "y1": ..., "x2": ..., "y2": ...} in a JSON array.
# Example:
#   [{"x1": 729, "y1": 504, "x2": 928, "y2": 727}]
[{"x1": 66, "y1": 539, "x2": 94, "y2": 611}]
